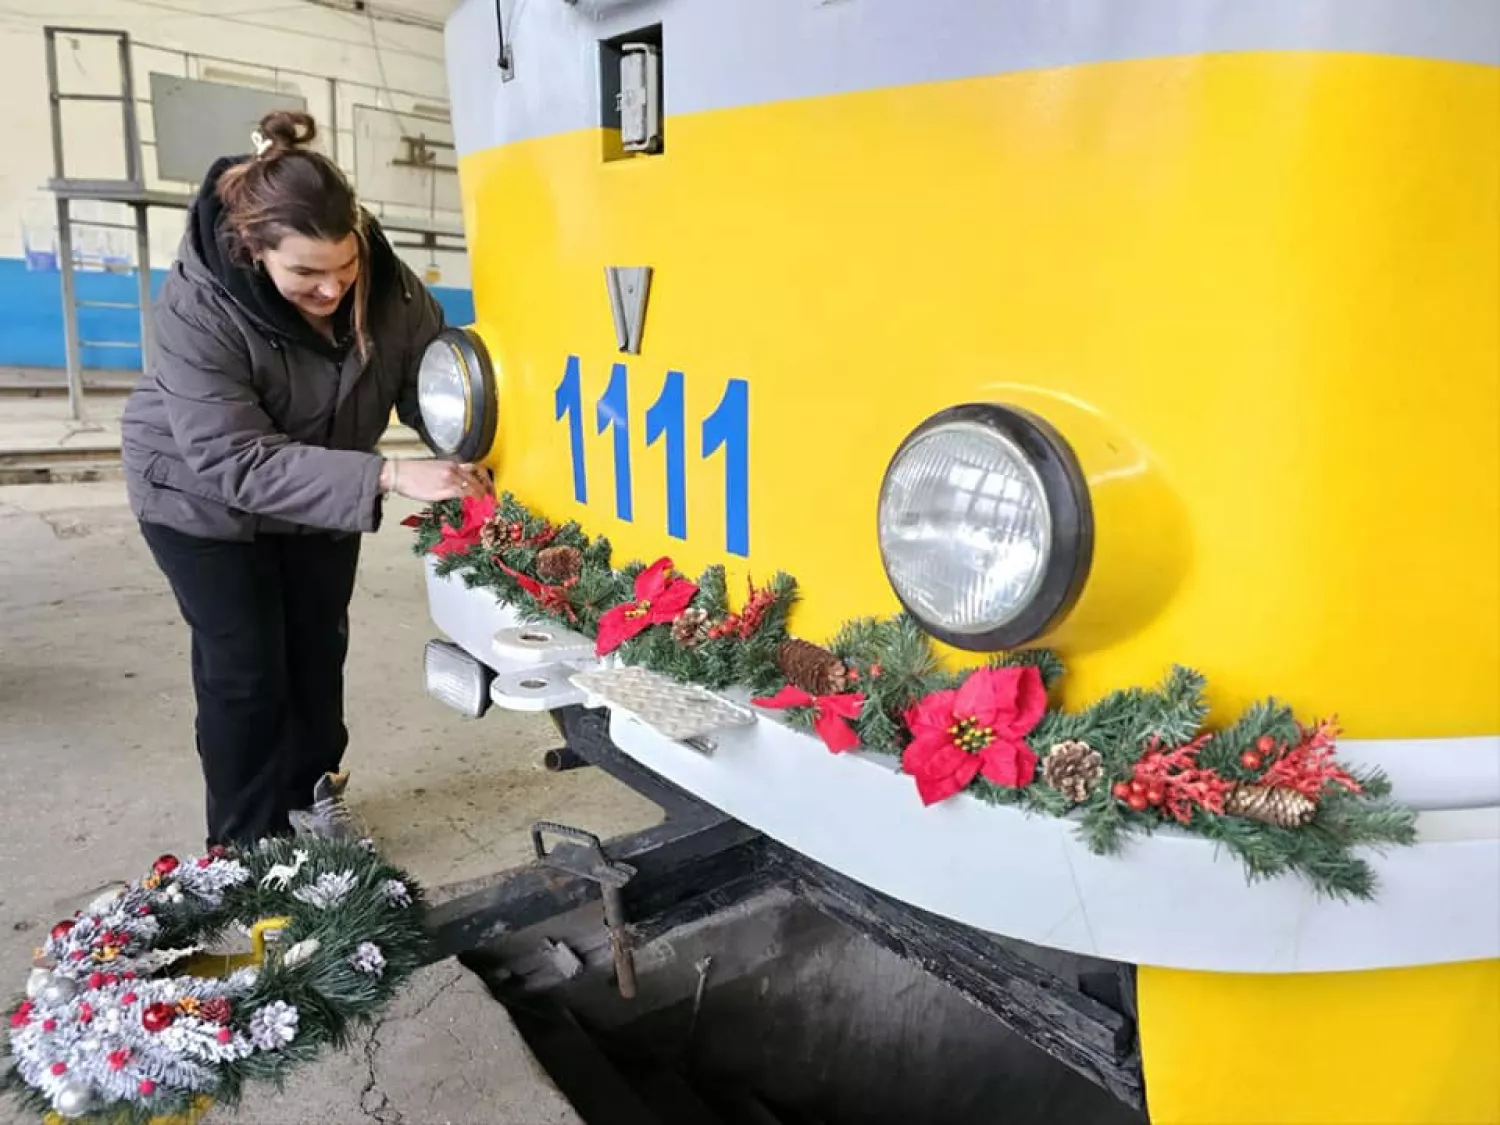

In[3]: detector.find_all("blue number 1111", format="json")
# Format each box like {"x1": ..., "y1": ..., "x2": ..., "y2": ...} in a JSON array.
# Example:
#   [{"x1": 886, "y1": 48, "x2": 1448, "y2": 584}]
[{"x1": 554, "y1": 357, "x2": 750, "y2": 558}]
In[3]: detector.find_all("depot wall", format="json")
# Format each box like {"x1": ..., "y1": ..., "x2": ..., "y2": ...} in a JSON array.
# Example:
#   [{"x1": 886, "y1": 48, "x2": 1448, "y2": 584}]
[{"x1": 0, "y1": 1, "x2": 473, "y2": 371}]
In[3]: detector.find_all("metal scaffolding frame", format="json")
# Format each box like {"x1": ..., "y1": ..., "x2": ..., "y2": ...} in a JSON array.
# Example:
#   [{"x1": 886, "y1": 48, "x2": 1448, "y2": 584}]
[{"x1": 42, "y1": 25, "x2": 465, "y2": 421}]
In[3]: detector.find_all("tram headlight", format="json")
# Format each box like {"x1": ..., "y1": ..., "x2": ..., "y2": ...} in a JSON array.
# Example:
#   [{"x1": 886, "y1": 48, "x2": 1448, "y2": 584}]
[
  {"x1": 417, "y1": 328, "x2": 497, "y2": 461},
  {"x1": 876, "y1": 405, "x2": 1093, "y2": 650}
]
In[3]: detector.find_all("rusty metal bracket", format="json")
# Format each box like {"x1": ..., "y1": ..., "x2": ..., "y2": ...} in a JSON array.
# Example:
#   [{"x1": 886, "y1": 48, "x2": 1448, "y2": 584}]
[{"x1": 530, "y1": 821, "x2": 639, "y2": 998}]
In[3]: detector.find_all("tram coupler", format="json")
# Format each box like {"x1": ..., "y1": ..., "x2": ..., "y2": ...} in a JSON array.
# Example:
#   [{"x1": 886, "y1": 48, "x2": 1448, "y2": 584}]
[{"x1": 529, "y1": 820, "x2": 639, "y2": 999}]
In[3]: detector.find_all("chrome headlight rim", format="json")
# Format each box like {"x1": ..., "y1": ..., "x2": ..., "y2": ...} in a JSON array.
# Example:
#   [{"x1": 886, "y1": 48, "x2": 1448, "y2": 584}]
[
  {"x1": 876, "y1": 403, "x2": 1094, "y2": 651},
  {"x1": 419, "y1": 326, "x2": 497, "y2": 462}
]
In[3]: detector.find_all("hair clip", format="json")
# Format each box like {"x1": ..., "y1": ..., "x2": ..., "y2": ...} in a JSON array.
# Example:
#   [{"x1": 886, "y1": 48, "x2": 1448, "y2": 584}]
[{"x1": 251, "y1": 131, "x2": 273, "y2": 157}]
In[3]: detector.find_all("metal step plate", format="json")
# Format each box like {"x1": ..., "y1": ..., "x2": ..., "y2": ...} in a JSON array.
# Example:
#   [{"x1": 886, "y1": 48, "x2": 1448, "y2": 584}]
[{"x1": 571, "y1": 665, "x2": 756, "y2": 751}]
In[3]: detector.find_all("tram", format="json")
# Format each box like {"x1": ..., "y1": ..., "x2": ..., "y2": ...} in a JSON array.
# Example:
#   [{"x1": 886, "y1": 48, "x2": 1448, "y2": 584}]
[{"x1": 412, "y1": 3, "x2": 1500, "y2": 1121}]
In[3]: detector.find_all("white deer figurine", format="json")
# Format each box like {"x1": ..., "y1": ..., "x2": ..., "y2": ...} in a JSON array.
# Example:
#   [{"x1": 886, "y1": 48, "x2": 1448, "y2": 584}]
[{"x1": 260, "y1": 849, "x2": 309, "y2": 891}]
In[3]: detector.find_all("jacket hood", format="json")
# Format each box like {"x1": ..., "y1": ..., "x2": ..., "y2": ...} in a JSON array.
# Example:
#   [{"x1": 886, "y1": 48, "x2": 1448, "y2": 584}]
[{"x1": 185, "y1": 156, "x2": 408, "y2": 357}]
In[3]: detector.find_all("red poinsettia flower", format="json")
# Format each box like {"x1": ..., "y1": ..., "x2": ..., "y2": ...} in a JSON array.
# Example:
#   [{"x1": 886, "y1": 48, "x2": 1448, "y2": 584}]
[
  {"x1": 430, "y1": 495, "x2": 496, "y2": 558},
  {"x1": 752, "y1": 685, "x2": 865, "y2": 753},
  {"x1": 595, "y1": 558, "x2": 699, "y2": 656},
  {"x1": 901, "y1": 665, "x2": 1047, "y2": 806}
]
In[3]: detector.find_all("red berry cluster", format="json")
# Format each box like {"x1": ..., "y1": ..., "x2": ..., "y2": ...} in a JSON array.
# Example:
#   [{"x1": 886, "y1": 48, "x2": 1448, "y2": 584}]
[
  {"x1": 1239, "y1": 733, "x2": 1277, "y2": 772},
  {"x1": 1113, "y1": 733, "x2": 1234, "y2": 825},
  {"x1": 1110, "y1": 777, "x2": 1166, "y2": 812}
]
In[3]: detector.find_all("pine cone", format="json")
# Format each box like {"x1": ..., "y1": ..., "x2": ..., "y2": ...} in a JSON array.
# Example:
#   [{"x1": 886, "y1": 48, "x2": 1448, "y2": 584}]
[
  {"x1": 478, "y1": 518, "x2": 507, "y2": 551},
  {"x1": 671, "y1": 608, "x2": 711, "y2": 650},
  {"x1": 198, "y1": 998, "x2": 231, "y2": 1025},
  {"x1": 1041, "y1": 740, "x2": 1103, "y2": 803},
  {"x1": 536, "y1": 545, "x2": 583, "y2": 584},
  {"x1": 480, "y1": 519, "x2": 524, "y2": 551},
  {"x1": 1225, "y1": 784, "x2": 1317, "y2": 828},
  {"x1": 775, "y1": 639, "x2": 849, "y2": 696}
]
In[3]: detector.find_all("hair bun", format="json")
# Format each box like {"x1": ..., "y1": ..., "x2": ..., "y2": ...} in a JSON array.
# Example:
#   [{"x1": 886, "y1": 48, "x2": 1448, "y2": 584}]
[{"x1": 255, "y1": 110, "x2": 317, "y2": 155}]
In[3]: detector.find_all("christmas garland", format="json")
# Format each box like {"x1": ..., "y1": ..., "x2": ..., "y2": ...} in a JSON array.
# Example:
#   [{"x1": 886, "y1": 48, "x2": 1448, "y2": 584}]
[
  {"x1": 3, "y1": 837, "x2": 427, "y2": 1124},
  {"x1": 409, "y1": 494, "x2": 1417, "y2": 901}
]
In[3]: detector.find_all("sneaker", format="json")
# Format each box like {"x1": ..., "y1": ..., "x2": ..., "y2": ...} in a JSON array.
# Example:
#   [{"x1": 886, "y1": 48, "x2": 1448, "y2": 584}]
[{"x1": 288, "y1": 770, "x2": 361, "y2": 841}]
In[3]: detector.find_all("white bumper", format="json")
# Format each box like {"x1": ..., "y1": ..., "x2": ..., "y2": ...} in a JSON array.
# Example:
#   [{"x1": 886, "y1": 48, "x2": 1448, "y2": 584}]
[{"x1": 425, "y1": 559, "x2": 1500, "y2": 975}]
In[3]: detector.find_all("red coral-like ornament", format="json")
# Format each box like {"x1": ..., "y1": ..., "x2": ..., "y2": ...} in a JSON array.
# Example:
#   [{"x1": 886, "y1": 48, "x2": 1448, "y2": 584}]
[
  {"x1": 1120, "y1": 734, "x2": 1234, "y2": 824},
  {"x1": 1258, "y1": 718, "x2": 1361, "y2": 800}
]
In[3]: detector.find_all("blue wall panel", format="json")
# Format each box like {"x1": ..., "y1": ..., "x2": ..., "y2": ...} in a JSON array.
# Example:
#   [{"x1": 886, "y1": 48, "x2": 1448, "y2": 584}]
[{"x1": 0, "y1": 258, "x2": 476, "y2": 371}]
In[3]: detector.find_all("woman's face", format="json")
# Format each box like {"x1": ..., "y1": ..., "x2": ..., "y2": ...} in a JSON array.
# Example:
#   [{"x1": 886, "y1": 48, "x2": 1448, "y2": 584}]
[{"x1": 260, "y1": 233, "x2": 360, "y2": 321}]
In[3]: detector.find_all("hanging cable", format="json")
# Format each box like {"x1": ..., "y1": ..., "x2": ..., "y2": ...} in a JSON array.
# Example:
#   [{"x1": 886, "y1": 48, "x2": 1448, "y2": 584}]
[{"x1": 495, "y1": 0, "x2": 512, "y2": 71}]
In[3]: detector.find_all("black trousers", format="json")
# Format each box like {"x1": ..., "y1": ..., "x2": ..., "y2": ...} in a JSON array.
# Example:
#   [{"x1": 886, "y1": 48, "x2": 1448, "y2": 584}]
[{"x1": 140, "y1": 521, "x2": 362, "y2": 846}]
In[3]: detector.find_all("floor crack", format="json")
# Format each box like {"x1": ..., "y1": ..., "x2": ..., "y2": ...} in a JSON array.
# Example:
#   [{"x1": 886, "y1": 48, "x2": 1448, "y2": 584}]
[{"x1": 358, "y1": 964, "x2": 466, "y2": 1124}]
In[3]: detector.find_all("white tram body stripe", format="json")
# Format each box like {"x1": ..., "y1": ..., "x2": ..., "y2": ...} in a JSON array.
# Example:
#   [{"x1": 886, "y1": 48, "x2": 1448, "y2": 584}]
[{"x1": 446, "y1": 0, "x2": 1500, "y2": 157}]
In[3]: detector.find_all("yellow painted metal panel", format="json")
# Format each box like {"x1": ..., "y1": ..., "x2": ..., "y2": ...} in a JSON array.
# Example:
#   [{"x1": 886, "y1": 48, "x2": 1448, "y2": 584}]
[
  {"x1": 459, "y1": 51, "x2": 1499, "y2": 740},
  {"x1": 1138, "y1": 960, "x2": 1500, "y2": 1124}
]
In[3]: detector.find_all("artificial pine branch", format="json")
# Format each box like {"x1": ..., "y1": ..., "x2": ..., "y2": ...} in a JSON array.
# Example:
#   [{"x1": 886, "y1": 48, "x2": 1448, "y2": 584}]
[
  {"x1": 402, "y1": 497, "x2": 1420, "y2": 901},
  {"x1": 990, "y1": 649, "x2": 1065, "y2": 691}
]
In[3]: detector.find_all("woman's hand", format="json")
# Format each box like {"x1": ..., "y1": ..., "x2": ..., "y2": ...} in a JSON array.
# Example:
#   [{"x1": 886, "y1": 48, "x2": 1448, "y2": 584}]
[{"x1": 381, "y1": 458, "x2": 490, "y2": 502}]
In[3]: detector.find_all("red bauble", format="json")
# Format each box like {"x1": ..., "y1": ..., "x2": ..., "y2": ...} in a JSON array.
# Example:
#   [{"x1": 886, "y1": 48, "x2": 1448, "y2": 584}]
[
  {"x1": 1240, "y1": 750, "x2": 1264, "y2": 771},
  {"x1": 42, "y1": 1019, "x2": 56, "y2": 1032},
  {"x1": 139, "y1": 1080, "x2": 157, "y2": 1096},
  {"x1": 51, "y1": 1063, "x2": 67, "y2": 1076},
  {"x1": 216, "y1": 1028, "x2": 233, "y2": 1045},
  {"x1": 87, "y1": 972, "x2": 106, "y2": 990},
  {"x1": 108, "y1": 1048, "x2": 131, "y2": 1071},
  {"x1": 141, "y1": 1002, "x2": 175, "y2": 1033},
  {"x1": 1127, "y1": 792, "x2": 1150, "y2": 812},
  {"x1": 152, "y1": 855, "x2": 180, "y2": 878},
  {"x1": 1111, "y1": 781, "x2": 1131, "y2": 799},
  {"x1": 68, "y1": 951, "x2": 86, "y2": 962},
  {"x1": 1256, "y1": 735, "x2": 1276, "y2": 754},
  {"x1": 196, "y1": 857, "x2": 212, "y2": 869},
  {"x1": 1145, "y1": 786, "x2": 1166, "y2": 806},
  {"x1": 49, "y1": 920, "x2": 75, "y2": 943},
  {"x1": 208, "y1": 845, "x2": 230, "y2": 859},
  {"x1": 77, "y1": 1003, "x2": 93, "y2": 1024},
  {"x1": 121, "y1": 992, "x2": 138, "y2": 1005}
]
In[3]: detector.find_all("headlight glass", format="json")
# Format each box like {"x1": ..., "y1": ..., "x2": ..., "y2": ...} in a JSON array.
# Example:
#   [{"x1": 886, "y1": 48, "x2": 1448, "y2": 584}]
[
  {"x1": 877, "y1": 405, "x2": 1092, "y2": 649},
  {"x1": 417, "y1": 338, "x2": 471, "y2": 455},
  {"x1": 879, "y1": 421, "x2": 1052, "y2": 636}
]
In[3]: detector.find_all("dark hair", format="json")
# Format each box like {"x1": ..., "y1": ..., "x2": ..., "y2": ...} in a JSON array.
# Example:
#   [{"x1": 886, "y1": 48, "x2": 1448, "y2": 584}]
[{"x1": 217, "y1": 111, "x2": 370, "y2": 353}]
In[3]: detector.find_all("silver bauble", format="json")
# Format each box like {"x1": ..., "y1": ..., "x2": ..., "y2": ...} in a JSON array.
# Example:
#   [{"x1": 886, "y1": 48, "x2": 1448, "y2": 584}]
[
  {"x1": 38, "y1": 975, "x2": 79, "y2": 1006},
  {"x1": 25, "y1": 968, "x2": 51, "y2": 999},
  {"x1": 52, "y1": 1081, "x2": 95, "y2": 1118}
]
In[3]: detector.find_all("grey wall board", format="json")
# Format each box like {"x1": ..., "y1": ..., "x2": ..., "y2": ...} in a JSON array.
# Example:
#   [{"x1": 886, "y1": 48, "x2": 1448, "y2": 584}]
[{"x1": 149, "y1": 73, "x2": 308, "y2": 184}]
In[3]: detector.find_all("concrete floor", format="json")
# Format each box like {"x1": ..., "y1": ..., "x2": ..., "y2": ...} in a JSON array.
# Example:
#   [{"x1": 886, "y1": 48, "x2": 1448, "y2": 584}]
[{"x1": 0, "y1": 481, "x2": 660, "y2": 1123}]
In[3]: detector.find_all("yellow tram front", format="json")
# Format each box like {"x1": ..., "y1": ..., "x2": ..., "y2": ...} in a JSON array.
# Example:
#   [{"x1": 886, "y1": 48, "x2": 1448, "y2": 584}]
[{"x1": 413, "y1": 2, "x2": 1500, "y2": 1122}]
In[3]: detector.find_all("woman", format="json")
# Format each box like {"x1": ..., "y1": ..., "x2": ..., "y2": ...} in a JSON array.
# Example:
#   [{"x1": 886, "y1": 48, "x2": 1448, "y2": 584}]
[{"x1": 121, "y1": 110, "x2": 487, "y2": 848}]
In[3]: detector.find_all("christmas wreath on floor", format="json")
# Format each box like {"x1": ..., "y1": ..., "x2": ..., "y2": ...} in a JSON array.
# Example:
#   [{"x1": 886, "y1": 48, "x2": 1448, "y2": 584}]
[
  {"x1": 3, "y1": 837, "x2": 427, "y2": 1124},
  {"x1": 408, "y1": 493, "x2": 1417, "y2": 901}
]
